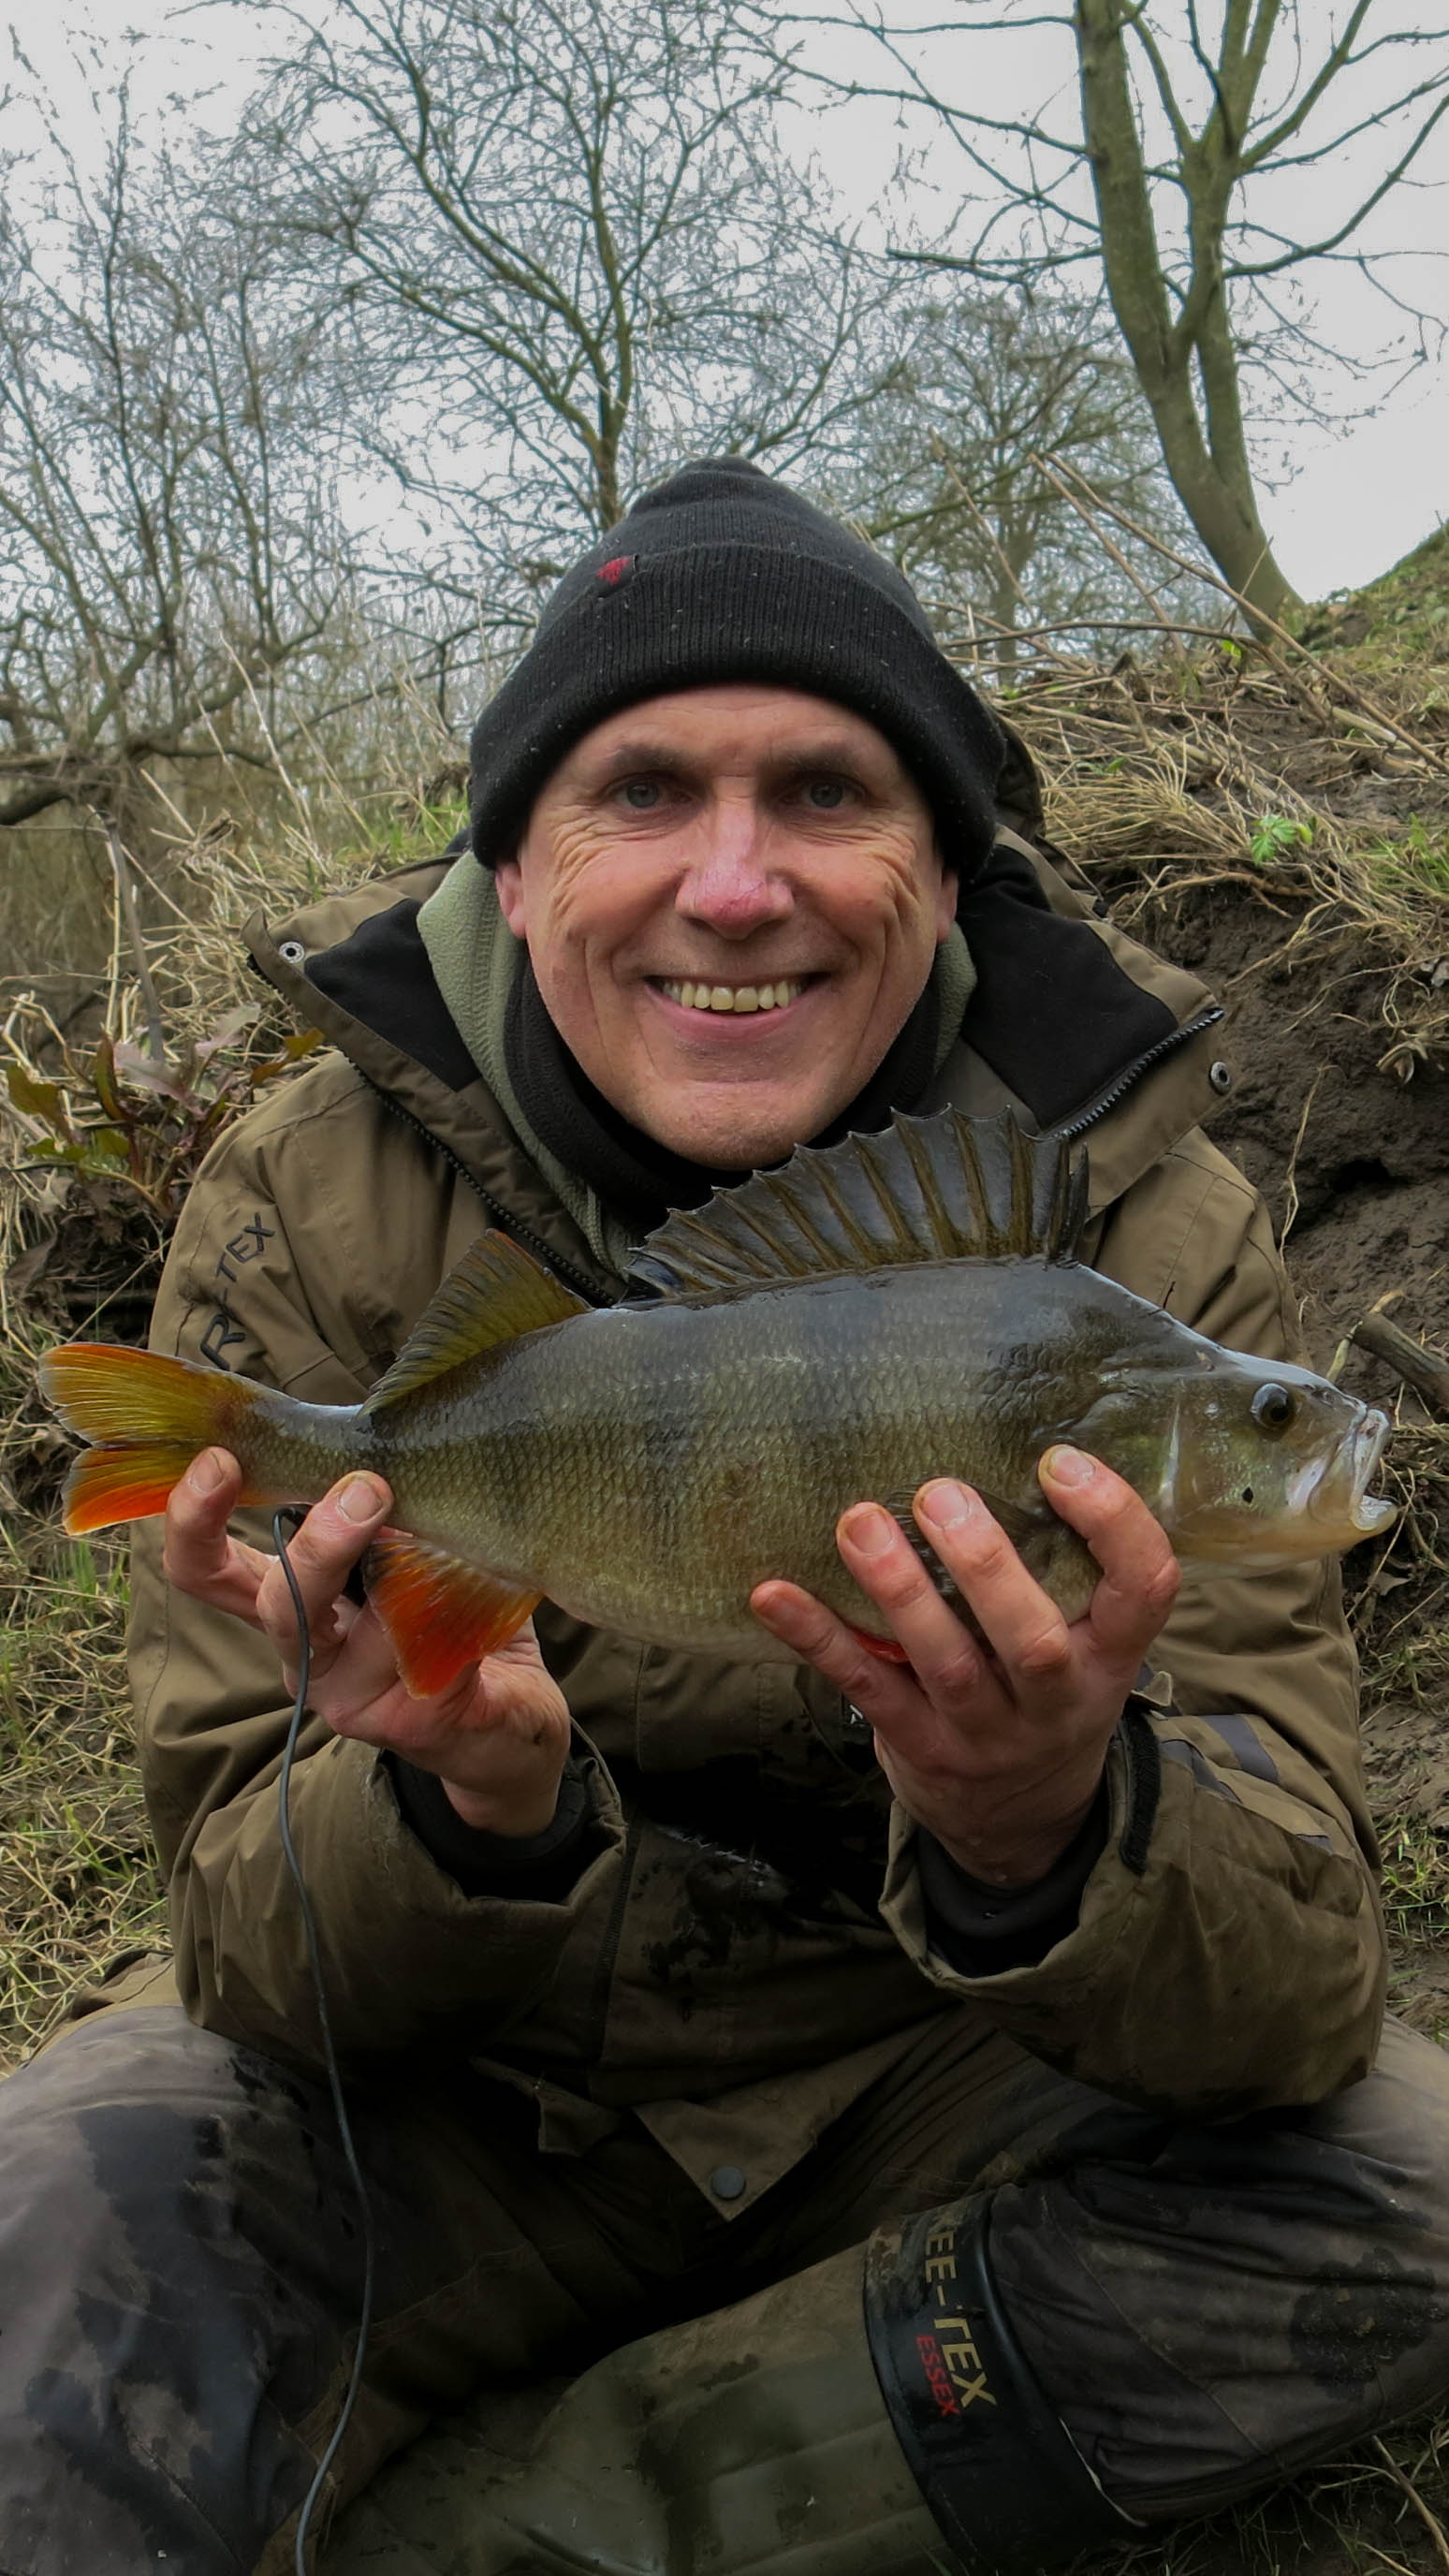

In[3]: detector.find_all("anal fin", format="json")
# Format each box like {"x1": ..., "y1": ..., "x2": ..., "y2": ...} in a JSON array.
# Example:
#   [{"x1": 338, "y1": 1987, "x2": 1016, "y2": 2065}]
[{"x1": 363, "y1": 1530, "x2": 539, "y2": 1698}]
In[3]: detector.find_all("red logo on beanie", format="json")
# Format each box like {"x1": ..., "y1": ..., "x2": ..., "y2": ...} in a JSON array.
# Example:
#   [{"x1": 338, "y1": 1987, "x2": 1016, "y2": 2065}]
[{"x1": 596, "y1": 554, "x2": 636, "y2": 591}]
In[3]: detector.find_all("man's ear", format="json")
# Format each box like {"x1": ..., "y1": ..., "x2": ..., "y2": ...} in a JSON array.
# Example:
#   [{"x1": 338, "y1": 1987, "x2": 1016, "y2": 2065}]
[
  {"x1": 935, "y1": 865, "x2": 959, "y2": 941},
  {"x1": 493, "y1": 856, "x2": 528, "y2": 940}
]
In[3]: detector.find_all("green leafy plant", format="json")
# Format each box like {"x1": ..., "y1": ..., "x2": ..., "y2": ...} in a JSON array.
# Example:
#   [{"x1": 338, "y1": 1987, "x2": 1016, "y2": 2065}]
[{"x1": 1249, "y1": 812, "x2": 1314, "y2": 867}]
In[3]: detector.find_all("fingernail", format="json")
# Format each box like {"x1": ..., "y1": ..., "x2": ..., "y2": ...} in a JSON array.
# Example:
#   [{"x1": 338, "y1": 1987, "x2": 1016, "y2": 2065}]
[
  {"x1": 336, "y1": 1475, "x2": 384, "y2": 1524},
  {"x1": 1043, "y1": 1445, "x2": 1094, "y2": 1487},
  {"x1": 189, "y1": 1449, "x2": 225, "y2": 1496},
  {"x1": 841, "y1": 1504, "x2": 894, "y2": 1558},
  {"x1": 917, "y1": 1478, "x2": 973, "y2": 1530}
]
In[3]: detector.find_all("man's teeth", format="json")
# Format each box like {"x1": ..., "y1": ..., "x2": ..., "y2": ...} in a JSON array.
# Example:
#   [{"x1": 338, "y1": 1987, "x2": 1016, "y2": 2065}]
[{"x1": 658, "y1": 978, "x2": 805, "y2": 1014}]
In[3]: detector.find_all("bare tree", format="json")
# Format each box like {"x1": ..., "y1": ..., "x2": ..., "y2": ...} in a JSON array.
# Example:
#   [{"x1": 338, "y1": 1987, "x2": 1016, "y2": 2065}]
[
  {"x1": 798, "y1": 2, "x2": 1449, "y2": 627},
  {"x1": 821, "y1": 286, "x2": 1213, "y2": 666},
  {"x1": 0, "y1": 86, "x2": 373, "y2": 832},
  {"x1": 236, "y1": 0, "x2": 899, "y2": 599}
]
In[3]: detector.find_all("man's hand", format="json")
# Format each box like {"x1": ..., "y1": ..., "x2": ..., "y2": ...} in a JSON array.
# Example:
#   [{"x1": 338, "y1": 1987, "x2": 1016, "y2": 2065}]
[
  {"x1": 164, "y1": 1450, "x2": 572, "y2": 1837},
  {"x1": 751, "y1": 1446, "x2": 1179, "y2": 1889}
]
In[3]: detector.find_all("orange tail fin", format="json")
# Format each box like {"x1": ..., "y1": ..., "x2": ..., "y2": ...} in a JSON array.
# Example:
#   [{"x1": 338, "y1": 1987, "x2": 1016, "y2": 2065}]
[{"x1": 39, "y1": 1343, "x2": 263, "y2": 1534}]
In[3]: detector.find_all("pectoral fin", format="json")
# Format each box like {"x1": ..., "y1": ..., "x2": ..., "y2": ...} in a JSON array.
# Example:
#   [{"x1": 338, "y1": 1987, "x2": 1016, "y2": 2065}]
[
  {"x1": 1014, "y1": 1519, "x2": 1101, "y2": 1625},
  {"x1": 363, "y1": 1531, "x2": 539, "y2": 1699},
  {"x1": 878, "y1": 1486, "x2": 1097, "y2": 1627},
  {"x1": 845, "y1": 1624, "x2": 913, "y2": 1665}
]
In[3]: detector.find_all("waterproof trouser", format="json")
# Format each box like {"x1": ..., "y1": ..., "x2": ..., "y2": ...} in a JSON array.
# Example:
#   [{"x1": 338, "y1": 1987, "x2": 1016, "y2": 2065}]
[{"x1": 2, "y1": 2001, "x2": 1449, "y2": 2575}]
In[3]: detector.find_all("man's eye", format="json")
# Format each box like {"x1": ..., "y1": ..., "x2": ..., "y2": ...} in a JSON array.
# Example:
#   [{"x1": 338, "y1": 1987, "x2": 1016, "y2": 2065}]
[
  {"x1": 803, "y1": 778, "x2": 849, "y2": 811},
  {"x1": 621, "y1": 779, "x2": 663, "y2": 811}
]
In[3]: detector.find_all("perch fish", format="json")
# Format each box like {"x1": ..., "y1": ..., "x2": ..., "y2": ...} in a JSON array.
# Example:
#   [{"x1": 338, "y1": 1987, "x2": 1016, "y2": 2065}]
[{"x1": 39, "y1": 1111, "x2": 1396, "y2": 1694}]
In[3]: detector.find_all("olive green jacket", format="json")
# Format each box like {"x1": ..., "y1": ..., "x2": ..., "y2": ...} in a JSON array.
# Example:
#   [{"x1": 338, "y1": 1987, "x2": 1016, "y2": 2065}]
[{"x1": 124, "y1": 842, "x2": 1384, "y2": 2214}]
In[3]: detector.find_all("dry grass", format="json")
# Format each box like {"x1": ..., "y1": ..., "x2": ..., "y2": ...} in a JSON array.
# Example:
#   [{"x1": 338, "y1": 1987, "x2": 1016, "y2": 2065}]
[
  {"x1": 0, "y1": 741, "x2": 464, "y2": 2070},
  {"x1": 0, "y1": 1538, "x2": 162, "y2": 2061},
  {"x1": 1106, "y1": 2417, "x2": 1449, "y2": 2575},
  {"x1": 0, "y1": 1298, "x2": 162, "y2": 2065},
  {"x1": 1003, "y1": 646, "x2": 1449, "y2": 1079},
  {"x1": 1352, "y1": 1426, "x2": 1449, "y2": 1706}
]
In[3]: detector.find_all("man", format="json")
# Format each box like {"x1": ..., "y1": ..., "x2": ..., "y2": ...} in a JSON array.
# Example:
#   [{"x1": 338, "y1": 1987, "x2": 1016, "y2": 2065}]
[{"x1": 2, "y1": 457, "x2": 1447, "y2": 2576}]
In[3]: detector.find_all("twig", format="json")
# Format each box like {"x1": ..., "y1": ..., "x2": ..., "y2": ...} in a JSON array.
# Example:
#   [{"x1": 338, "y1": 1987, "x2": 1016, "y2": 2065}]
[
  {"x1": 97, "y1": 821, "x2": 167, "y2": 1063},
  {"x1": 1032, "y1": 456, "x2": 1191, "y2": 666},
  {"x1": 929, "y1": 442, "x2": 1078, "y2": 677},
  {"x1": 1279, "y1": 1071, "x2": 1324, "y2": 1251},
  {"x1": 1370, "y1": 2435, "x2": 1449, "y2": 2573},
  {"x1": 1351, "y1": 1316, "x2": 1449, "y2": 1417},
  {"x1": 937, "y1": 615, "x2": 1251, "y2": 654},
  {"x1": 1361, "y1": 2544, "x2": 1426, "y2": 2576}
]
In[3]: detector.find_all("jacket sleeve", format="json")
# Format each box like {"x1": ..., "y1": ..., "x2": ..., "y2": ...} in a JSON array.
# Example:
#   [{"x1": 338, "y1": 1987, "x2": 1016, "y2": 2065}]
[
  {"x1": 879, "y1": 1135, "x2": 1386, "y2": 2117},
  {"x1": 128, "y1": 1079, "x2": 626, "y2": 2066}
]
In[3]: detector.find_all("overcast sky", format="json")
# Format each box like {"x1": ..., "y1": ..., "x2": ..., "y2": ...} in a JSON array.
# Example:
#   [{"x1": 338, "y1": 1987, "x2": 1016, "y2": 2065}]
[
  {"x1": 819, "y1": 10, "x2": 1449, "y2": 602},
  {"x1": 11, "y1": 0, "x2": 1448, "y2": 600}
]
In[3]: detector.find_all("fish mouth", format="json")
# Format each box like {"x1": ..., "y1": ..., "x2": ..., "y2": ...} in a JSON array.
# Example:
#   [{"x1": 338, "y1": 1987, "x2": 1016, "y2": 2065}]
[{"x1": 1315, "y1": 1406, "x2": 1396, "y2": 1537}]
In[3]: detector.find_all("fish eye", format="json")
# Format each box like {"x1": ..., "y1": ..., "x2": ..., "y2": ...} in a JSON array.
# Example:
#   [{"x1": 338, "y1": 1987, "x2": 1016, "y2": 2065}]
[{"x1": 1251, "y1": 1383, "x2": 1295, "y2": 1434}]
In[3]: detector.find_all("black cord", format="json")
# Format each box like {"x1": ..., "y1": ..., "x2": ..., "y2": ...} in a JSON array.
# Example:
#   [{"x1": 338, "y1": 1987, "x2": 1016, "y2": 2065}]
[{"x1": 272, "y1": 1509, "x2": 377, "y2": 2575}]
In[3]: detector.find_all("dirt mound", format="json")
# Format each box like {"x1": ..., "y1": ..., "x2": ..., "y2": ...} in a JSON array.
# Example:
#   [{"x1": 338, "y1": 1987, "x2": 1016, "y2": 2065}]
[
  {"x1": 1004, "y1": 624, "x2": 1448, "y2": 1381},
  {"x1": 1007, "y1": 622, "x2": 1449, "y2": 2039},
  {"x1": 1137, "y1": 871, "x2": 1448, "y2": 1375}
]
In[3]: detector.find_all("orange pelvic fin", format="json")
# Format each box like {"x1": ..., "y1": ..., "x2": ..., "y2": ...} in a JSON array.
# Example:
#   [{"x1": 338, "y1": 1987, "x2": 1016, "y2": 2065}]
[
  {"x1": 845, "y1": 1621, "x2": 912, "y2": 1665},
  {"x1": 38, "y1": 1342, "x2": 261, "y2": 1533},
  {"x1": 363, "y1": 1530, "x2": 540, "y2": 1699}
]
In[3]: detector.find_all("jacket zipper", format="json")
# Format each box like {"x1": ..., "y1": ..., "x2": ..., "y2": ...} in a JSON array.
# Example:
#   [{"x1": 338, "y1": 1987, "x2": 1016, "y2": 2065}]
[
  {"x1": 249, "y1": 933, "x2": 611, "y2": 1308},
  {"x1": 364, "y1": 1077, "x2": 612, "y2": 1307},
  {"x1": 1053, "y1": 1004, "x2": 1224, "y2": 1143}
]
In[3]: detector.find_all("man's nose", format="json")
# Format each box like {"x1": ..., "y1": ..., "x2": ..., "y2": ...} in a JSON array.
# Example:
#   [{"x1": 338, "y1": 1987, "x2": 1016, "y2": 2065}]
[{"x1": 676, "y1": 803, "x2": 793, "y2": 937}]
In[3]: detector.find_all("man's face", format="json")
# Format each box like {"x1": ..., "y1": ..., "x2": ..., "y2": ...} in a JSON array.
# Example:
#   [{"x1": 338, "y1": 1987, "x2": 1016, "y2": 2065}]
[{"x1": 493, "y1": 685, "x2": 957, "y2": 1169}]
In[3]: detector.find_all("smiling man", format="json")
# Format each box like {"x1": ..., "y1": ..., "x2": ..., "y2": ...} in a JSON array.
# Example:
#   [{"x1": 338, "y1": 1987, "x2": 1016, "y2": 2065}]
[
  {"x1": 2, "y1": 459, "x2": 1449, "y2": 2576},
  {"x1": 494, "y1": 685, "x2": 958, "y2": 1169}
]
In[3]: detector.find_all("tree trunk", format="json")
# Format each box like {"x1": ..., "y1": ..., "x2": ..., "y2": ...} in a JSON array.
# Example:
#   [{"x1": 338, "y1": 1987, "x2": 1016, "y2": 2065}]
[
  {"x1": 1074, "y1": 0, "x2": 1300, "y2": 632},
  {"x1": 1139, "y1": 361, "x2": 1299, "y2": 628}
]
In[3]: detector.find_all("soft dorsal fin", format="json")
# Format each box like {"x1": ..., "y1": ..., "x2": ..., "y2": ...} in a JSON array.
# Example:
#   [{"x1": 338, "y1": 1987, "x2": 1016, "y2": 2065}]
[
  {"x1": 364, "y1": 1231, "x2": 588, "y2": 1413},
  {"x1": 623, "y1": 1110, "x2": 1088, "y2": 1302}
]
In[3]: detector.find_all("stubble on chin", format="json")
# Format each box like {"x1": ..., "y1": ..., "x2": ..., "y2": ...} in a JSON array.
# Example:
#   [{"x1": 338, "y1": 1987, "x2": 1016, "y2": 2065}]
[{"x1": 645, "y1": 1078, "x2": 847, "y2": 1171}]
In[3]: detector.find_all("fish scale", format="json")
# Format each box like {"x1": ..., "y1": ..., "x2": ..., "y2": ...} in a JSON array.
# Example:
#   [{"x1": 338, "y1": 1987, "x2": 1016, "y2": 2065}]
[{"x1": 38, "y1": 1111, "x2": 1395, "y2": 1699}]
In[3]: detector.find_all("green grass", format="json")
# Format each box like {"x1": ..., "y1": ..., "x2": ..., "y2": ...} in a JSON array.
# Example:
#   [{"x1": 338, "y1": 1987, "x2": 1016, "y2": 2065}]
[
  {"x1": 1366, "y1": 816, "x2": 1449, "y2": 903},
  {"x1": 1379, "y1": 1811, "x2": 1449, "y2": 1944},
  {"x1": 0, "y1": 1530, "x2": 166, "y2": 2068}
]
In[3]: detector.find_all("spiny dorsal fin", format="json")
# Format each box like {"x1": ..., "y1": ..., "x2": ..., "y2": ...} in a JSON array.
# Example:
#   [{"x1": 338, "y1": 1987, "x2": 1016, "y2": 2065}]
[
  {"x1": 623, "y1": 1110, "x2": 1088, "y2": 1302},
  {"x1": 364, "y1": 1232, "x2": 588, "y2": 1414}
]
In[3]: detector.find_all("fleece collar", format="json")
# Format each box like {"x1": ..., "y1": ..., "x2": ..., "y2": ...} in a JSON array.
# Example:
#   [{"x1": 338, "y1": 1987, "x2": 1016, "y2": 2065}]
[{"x1": 246, "y1": 829, "x2": 1224, "y2": 1283}]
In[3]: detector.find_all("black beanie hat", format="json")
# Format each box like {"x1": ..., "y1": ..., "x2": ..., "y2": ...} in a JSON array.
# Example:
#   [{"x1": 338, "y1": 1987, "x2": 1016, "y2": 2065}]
[{"x1": 467, "y1": 458, "x2": 1007, "y2": 878}]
